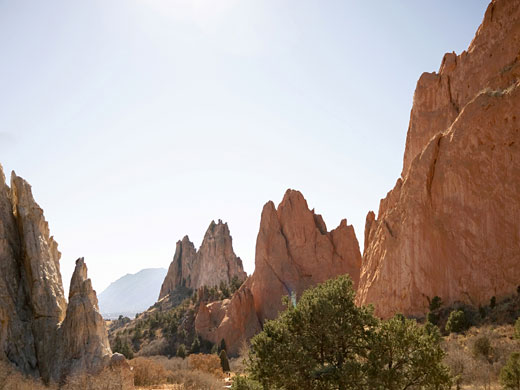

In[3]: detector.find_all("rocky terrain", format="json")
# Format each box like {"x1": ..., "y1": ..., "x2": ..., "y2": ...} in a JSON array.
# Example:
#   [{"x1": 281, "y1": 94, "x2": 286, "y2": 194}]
[
  {"x1": 0, "y1": 165, "x2": 132, "y2": 388},
  {"x1": 2, "y1": 0, "x2": 519, "y2": 387},
  {"x1": 195, "y1": 189, "x2": 362, "y2": 355},
  {"x1": 357, "y1": 0, "x2": 520, "y2": 318},
  {"x1": 159, "y1": 220, "x2": 247, "y2": 301}
]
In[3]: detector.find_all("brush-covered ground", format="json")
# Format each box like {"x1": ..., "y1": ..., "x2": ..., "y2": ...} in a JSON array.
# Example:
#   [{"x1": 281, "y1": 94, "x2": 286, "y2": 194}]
[
  {"x1": 2, "y1": 288, "x2": 518, "y2": 389},
  {"x1": 121, "y1": 289, "x2": 520, "y2": 390},
  {"x1": 108, "y1": 279, "x2": 243, "y2": 360}
]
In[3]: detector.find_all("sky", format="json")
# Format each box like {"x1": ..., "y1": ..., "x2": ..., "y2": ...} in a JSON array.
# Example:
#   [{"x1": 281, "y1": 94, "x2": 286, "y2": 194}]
[{"x1": 0, "y1": 0, "x2": 489, "y2": 295}]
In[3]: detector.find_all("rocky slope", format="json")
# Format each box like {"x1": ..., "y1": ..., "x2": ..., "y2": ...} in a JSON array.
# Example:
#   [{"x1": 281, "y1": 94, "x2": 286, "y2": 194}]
[
  {"x1": 358, "y1": 0, "x2": 520, "y2": 318},
  {"x1": 159, "y1": 220, "x2": 247, "y2": 300},
  {"x1": 195, "y1": 189, "x2": 362, "y2": 355},
  {"x1": 0, "y1": 166, "x2": 131, "y2": 388}
]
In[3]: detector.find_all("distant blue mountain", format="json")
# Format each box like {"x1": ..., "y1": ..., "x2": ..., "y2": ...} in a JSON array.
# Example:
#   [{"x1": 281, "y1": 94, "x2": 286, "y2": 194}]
[{"x1": 98, "y1": 268, "x2": 167, "y2": 319}]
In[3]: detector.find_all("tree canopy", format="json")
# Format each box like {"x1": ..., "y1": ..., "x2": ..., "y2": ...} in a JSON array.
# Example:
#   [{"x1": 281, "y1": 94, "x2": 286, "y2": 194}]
[{"x1": 247, "y1": 275, "x2": 451, "y2": 390}]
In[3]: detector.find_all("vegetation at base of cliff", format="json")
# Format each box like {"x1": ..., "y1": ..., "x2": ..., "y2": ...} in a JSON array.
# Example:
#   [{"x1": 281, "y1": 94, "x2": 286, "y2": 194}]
[
  {"x1": 424, "y1": 290, "x2": 520, "y2": 335},
  {"x1": 445, "y1": 310, "x2": 469, "y2": 334},
  {"x1": 246, "y1": 275, "x2": 452, "y2": 390},
  {"x1": 108, "y1": 278, "x2": 244, "y2": 358}
]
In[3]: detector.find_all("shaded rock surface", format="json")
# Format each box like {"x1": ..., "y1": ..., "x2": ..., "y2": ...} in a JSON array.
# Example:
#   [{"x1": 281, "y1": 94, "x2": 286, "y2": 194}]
[
  {"x1": 196, "y1": 189, "x2": 362, "y2": 355},
  {"x1": 358, "y1": 0, "x2": 520, "y2": 318},
  {"x1": 159, "y1": 220, "x2": 247, "y2": 300},
  {"x1": 0, "y1": 166, "x2": 132, "y2": 388}
]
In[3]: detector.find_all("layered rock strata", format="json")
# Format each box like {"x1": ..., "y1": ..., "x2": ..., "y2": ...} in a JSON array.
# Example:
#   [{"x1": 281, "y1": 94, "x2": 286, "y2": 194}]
[
  {"x1": 159, "y1": 220, "x2": 247, "y2": 300},
  {"x1": 358, "y1": 0, "x2": 520, "y2": 317},
  {"x1": 196, "y1": 189, "x2": 362, "y2": 355}
]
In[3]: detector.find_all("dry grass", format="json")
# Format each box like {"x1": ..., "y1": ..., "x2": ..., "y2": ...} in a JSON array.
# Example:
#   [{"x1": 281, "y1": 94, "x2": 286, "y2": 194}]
[
  {"x1": 187, "y1": 354, "x2": 224, "y2": 379},
  {"x1": 229, "y1": 339, "x2": 249, "y2": 374},
  {"x1": 130, "y1": 355, "x2": 223, "y2": 390},
  {"x1": 0, "y1": 359, "x2": 53, "y2": 390},
  {"x1": 444, "y1": 324, "x2": 519, "y2": 389},
  {"x1": 130, "y1": 357, "x2": 172, "y2": 387}
]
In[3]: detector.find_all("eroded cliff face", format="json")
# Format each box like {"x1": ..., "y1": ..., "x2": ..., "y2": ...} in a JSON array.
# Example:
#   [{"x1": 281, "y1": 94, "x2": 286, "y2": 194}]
[
  {"x1": 0, "y1": 167, "x2": 37, "y2": 376},
  {"x1": 9, "y1": 173, "x2": 67, "y2": 383},
  {"x1": 249, "y1": 190, "x2": 361, "y2": 323},
  {"x1": 159, "y1": 220, "x2": 247, "y2": 300},
  {"x1": 0, "y1": 166, "x2": 132, "y2": 388},
  {"x1": 402, "y1": 0, "x2": 520, "y2": 178},
  {"x1": 358, "y1": 0, "x2": 520, "y2": 318},
  {"x1": 196, "y1": 189, "x2": 362, "y2": 355}
]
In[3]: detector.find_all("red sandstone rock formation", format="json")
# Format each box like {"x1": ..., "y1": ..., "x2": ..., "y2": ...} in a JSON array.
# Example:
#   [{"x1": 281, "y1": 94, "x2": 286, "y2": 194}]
[
  {"x1": 358, "y1": 0, "x2": 520, "y2": 318},
  {"x1": 196, "y1": 189, "x2": 362, "y2": 355},
  {"x1": 194, "y1": 286, "x2": 261, "y2": 355},
  {"x1": 159, "y1": 220, "x2": 247, "y2": 300}
]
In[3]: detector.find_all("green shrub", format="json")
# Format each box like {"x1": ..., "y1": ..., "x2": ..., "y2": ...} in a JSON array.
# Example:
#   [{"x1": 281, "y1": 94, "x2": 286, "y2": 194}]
[
  {"x1": 429, "y1": 296, "x2": 443, "y2": 311},
  {"x1": 472, "y1": 335, "x2": 491, "y2": 360},
  {"x1": 500, "y1": 352, "x2": 520, "y2": 390},
  {"x1": 445, "y1": 310, "x2": 468, "y2": 334},
  {"x1": 177, "y1": 344, "x2": 187, "y2": 359},
  {"x1": 231, "y1": 375, "x2": 262, "y2": 390},
  {"x1": 427, "y1": 311, "x2": 439, "y2": 325},
  {"x1": 490, "y1": 296, "x2": 497, "y2": 309},
  {"x1": 424, "y1": 321, "x2": 441, "y2": 341},
  {"x1": 515, "y1": 317, "x2": 520, "y2": 340},
  {"x1": 219, "y1": 350, "x2": 230, "y2": 372},
  {"x1": 191, "y1": 335, "x2": 201, "y2": 354}
]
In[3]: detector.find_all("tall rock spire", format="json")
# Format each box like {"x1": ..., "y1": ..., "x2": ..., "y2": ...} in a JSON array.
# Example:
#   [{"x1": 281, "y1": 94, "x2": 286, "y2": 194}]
[
  {"x1": 0, "y1": 168, "x2": 132, "y2": 388},
  {"x1": 159, "y1": 220, "x2": 247, "y2": 300},
  {"x1": 195, "y1": 189, "x2": 362, "y2": 355},
  {"x1": 59, "y1": 258, "x2": 112, "y2": 381}
]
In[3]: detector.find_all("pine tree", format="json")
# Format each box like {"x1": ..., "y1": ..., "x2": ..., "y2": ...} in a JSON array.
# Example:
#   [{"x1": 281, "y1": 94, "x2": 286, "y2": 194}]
[
  {"x1": 219, "y1": 338, "x2": 227, "y2": 353},
  {"x1": 191, "y1": 335, "x2": 201, "y2": 354},
  {"x1": 247, "y1": 275, "x2": 451, "y2": 390},
  {"x1": 219, "y1": 349, "x2": 231, "y2": 372},
  {"x1": 177, "y1": 344, "x2": 187, "y2": 359},
  {"x1": 500, "y1": 352, "x2": 520, "y2": 390}
]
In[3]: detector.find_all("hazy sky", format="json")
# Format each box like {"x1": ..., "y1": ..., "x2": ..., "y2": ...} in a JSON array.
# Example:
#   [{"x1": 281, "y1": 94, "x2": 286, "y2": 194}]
[{"x1": 0, "y1": 0, "x2": 489, "y2": 295}]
